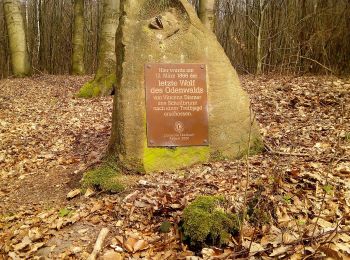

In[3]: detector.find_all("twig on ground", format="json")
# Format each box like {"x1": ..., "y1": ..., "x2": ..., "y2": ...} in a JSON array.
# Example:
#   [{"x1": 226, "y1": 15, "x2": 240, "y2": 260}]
[
  {"x1": 307, "y1": 217, "x2": 345, "y2": 259},
  {"x1": 87, "y1": 227, "x2": 110, "y2": 260},
  {"x1": 311, "y1": 102, "x2": 345, "y2": 242},
  {"x1": 264, "y1": 143, "x2": 310, "y2": 157},
  {"x1": 232, "y1": 228, "x2": 349, "y2": 258}
]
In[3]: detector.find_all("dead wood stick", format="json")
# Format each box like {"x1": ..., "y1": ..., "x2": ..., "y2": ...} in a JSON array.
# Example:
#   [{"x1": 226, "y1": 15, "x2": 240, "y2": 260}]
[
  {"x1": 295, "y1": 55, "x2": 335, "y2": 74},
  {"x1": 230, "y1": 229, "x2": 349, "y2": 258},
  {"x1": 87, "y1": 227, "x2": 110, "y2": 260},
  {"x1": 269, "y1": 151, "x2": 310, "y2": 157},
  {"x1": 264, "y1": 143, "x2": 310, "y2": 157}
]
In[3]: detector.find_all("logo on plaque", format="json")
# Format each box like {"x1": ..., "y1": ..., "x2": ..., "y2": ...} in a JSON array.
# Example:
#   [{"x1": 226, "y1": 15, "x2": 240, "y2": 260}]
[
  {"x1": 145, "y1": 63, "x2": 209, "y2": 147},
  {"x1": 174, "y1": 121, "x2": 185, "y2": 133}
]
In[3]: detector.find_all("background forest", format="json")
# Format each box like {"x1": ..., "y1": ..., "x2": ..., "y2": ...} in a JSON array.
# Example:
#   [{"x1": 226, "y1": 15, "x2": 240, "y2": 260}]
[{"x1": 1, "y1": 0, "x2": 350, "y2": 79}]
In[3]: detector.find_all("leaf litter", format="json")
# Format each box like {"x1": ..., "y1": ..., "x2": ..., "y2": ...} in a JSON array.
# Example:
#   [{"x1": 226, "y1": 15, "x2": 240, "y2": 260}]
[{"x1": 0, "y1": 74, "x2": 349, "y2": 259}]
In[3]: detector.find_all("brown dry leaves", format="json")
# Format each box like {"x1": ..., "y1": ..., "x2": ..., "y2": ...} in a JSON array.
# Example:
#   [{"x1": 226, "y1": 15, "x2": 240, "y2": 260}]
[
  {"x1": 0, "y1": 75, "x2": 350, "y2": 259},
  {"x1": 0, "y1": 75, "x2": 112, "y2": 211}
]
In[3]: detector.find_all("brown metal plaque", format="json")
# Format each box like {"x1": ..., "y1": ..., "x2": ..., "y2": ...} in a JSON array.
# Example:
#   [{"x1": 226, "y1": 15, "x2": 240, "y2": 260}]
[{"x1": 145, "y1": 63, "x2": 208, "y2": 147}]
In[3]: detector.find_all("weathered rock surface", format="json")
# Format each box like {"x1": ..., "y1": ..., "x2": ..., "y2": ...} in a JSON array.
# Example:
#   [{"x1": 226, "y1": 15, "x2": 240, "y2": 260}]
[{"x1": 108, "y1": 0, "x2": 261, "y2": 173}]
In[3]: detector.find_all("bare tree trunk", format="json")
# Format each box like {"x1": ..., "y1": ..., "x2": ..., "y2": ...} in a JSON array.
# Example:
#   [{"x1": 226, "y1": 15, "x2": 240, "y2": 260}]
[
  {"x1": 298, "y1": 0, "x2": 306, "y2": 71},
  {"x1": 36, "y1": 0, "x2": 40, "y2": 65},
  {"x1": 199, "y1": 0, "x2": 215, "y2": 31},
  {"x1": 78, "y1": 0, "x2": 120, "y2": 97},
  {"x1": 256, "y1": 0, "x2": 267, "y2": 75},
  {"x1": 72, "y1": 0, "x2": 85, "y2": 75},
  {"x1": 3, "y1": 0, "x2": 31, "y2": 77}
]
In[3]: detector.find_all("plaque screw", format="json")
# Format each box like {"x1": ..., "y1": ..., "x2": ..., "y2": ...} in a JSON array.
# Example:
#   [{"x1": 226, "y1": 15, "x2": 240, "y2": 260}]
[
  {"x1": 147, "y1": 64, "x2": 151, "y2": 68},
  {"x1": 200, "y1": 65, "x2": 205, "y2": 69},
  {"x1": 203, "y1": 139, "x2": 208, "y2": 143},
  {"x1": 150, "y1": 140, "x2": 154, "y2": 144}
]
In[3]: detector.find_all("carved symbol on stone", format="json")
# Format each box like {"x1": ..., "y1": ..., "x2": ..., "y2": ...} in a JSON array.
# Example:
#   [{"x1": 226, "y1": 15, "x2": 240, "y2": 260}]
[
  {"x1": 156, "y1": 16, "x2": 163, "y2": 29},
  {"x1": 150, "y1": 15, "x2": 164, "y2": 30},
  {"x1": 174, "y1": 121, "x2": 185, "y2": 133}
]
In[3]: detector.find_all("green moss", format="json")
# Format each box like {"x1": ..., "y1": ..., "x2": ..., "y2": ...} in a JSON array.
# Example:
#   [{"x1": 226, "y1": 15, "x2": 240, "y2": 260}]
[
  {"x1": 235, "y1": 135, "x2": 265, "y2": 159},
  {"x1": 142, "y1": 25, "x2": 153, "y2": 35},
  {"x1": 81, "y1": 163, "x2": 126, "y2": 192},
  {"x1": 210, "y1": 135, "x2": 263, "y2": 162},
  {"x1": 181, "y1": 196, "x2": 239, "y2": 248},
  {"x1": 159, "y1": 221, "x2": 172, "y2": 233},
  {"x1": 247, "y1": 192, "x2": 274, "y2": 226},
  {"x1": 250, "y1": 135, "x2": 265, "y2": 155},
  {"x1": 77, "y1": 81, "x2": 100, "y2": 98},
  {"x1": 77, "y1": 73, "x2": 116, "y2": 98},
  {"x1": 118, "y1": 156, "x2": 145, "y2": 174},
  {"x1": 345, "y1": 132, "x2": 350, "y2": 142},
  {"x1": 143, "y1": 145, "x2": 209, "y2": 172},
  {"x1": 58, "y1": 208, "x2": 74, "y2": 218},
  {"x1": 209, "y1": 150, "x2": 226, "y2": 161},
  {"x1": 141, "y1": 136, "x2": 262, "y2": 173}
]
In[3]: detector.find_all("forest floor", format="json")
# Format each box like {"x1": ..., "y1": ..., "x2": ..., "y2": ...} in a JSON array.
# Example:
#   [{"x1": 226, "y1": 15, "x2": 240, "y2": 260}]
[{"x1": 0, "y1": 74, "x2": 349, "y2": 259}]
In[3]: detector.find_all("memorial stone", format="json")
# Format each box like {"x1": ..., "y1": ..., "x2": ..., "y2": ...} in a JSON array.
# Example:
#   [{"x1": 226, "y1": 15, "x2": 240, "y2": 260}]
[{"x1": 108, "y1": 0, "x2": 262, "y2": 173}]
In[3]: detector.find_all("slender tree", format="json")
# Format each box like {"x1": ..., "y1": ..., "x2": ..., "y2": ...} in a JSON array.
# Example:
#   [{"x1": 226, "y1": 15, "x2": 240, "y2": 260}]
[
  {"x1": 199, "y1": 0, "x2": 215, "y2": 31},
  {"x1": 3, "y1": 0, "x2": 31, "y2": 77},
  {"x1": 256, "y1": 0, "x2": 270, "y2": 74},
  {"x1": 72, "y1": 0, "x2": 85, "y2": 75},
  {"x1": 78, "y1": 0, "x2": 120, "y2": 97}
]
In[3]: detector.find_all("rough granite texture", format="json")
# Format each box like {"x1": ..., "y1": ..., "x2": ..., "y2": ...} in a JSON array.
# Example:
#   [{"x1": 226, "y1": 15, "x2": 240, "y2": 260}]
[{"x1": 108, "y1": 0, "x2": 261, "y2": 173}]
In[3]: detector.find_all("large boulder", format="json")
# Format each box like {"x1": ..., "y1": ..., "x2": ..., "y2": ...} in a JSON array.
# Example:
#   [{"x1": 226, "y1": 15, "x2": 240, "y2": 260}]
[{"x1": 108, "y1": 0, "x2": 262, "y2": 173}]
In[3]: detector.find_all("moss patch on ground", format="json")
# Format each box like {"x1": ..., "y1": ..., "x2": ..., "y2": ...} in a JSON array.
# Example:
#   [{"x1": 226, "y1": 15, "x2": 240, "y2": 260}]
[
  {"x1": 81, "y1": 163, "x2": 131, "y2": 192},
  {"x1": 250, "y1": 135, "x2": 265, "y2": 155},
  {"x1": 247, "y1": 190, "x2": 275, "y2": 227},
  {"x1": 181, "y1": 195, "x2": 239, "y2": 249}
]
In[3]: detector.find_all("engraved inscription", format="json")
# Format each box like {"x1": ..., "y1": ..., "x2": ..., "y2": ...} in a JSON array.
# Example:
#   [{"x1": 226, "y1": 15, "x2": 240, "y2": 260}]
[{"x1": 145, "y1": 63, "x2": 208, "y2": 147}]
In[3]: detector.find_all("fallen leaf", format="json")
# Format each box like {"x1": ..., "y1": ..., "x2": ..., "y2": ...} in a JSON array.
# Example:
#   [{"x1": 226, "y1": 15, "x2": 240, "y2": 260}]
[
  {"x1": 28, "y1": 242, "x2": 45, "y2": 254},
  {"x1": 102, "y1": 250, "x2": 123, "y2": 260},
  {"x1": 28, "y1": 227, "x2": 42, "y2": 241},
  {"x1": 13, "y1": 236, "x2": 31, "y2": 251},
  {"x1": 270, "y1": 246, "x2": 290, "y2": 257},
  {"x1": 201, "y1": 248, "x2": 214, "y2": 259},
  {"x1": 133, "y1": 239, "x2": 148, "y2": 252},
  {"x1": 123, "y1": 190, "x2": 140, "y2": 202},
  {"x1": 66, "y1": 189, "x2": 81, "y2": 199},
  {"x1": 333, "y1": 242, "x2": 350, "y2": 254},
  {"x1": 124, "y1": 237, "x2": 137, "y2": 252},
  {"x1": 84, "y1": 188, "x2": 95, "y2": 198},
  {"x1": 319, "y1": 245, "x2": 342, "y2": 259},
  {"x1": 134, "y1": 200, "x2": 148, "y2": 208},
  {"x1": 242, "y1": 240, "x2": 264, "y2": 255}
]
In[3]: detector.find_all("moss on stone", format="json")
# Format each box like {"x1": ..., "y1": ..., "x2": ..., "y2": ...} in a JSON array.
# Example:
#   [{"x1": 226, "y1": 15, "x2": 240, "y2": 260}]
[
  {"x1": 143, "y1": 145, "x2": 209, "y2": 172},
  {"x1": 181, "y1": 196, "x2": 239, "y2": 248},
  {"x1": 235, "y1": 135, "x2": 265, "y2": 159},
  {"x1": 77, "y1": 73, "x2": 116, "y2": 98},
  {"x1": 209, "y1": 150, "x2": 226, "y2": 162},
  {"x1": 117, "y1": 156, "x2": 145, "y2": 175},
  {"x1": 81, "y1": 163, "x2": 126, "y2": 192}
]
